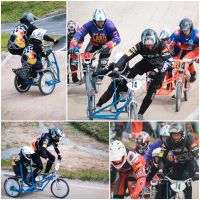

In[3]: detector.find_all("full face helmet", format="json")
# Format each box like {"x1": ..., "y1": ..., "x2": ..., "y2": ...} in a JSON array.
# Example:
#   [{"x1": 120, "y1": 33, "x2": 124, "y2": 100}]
[
  {"x1": 159, "y1": 28, "x2": 171, "y2": 41},
  {"x1": 160, "y1": 124, "x2": 170, "y2": 142},
  {"x1": 93, "y1": 8, "x2": 107, "y2": 30},
  {"x1": 169, "y1": 122, "x2": 186, "y2": 144},
  {"x1": 135, "y1": 131, "x2": 150, "y2": 154},
  {"x1": 152, "y1": 147, "x2": 162, "y2": 167},
  {"x1": 141, "y1": 28, "x2": 158, "y2": 50},
  {"x1": 31, "y1": 28, "x2": 47, "y2": 42},
  {"x1": 20, "y1": 12, "x2": 38, "y2": 24},
  {"x1": 50, "y1": 127, "x2": 64, "y2": 142},
  {"x1": 110, "y1": 140, "x2": 127, "y2": 170},
  {"x1": 21, "y1": 146, "x2": 35, "y2": 160},
  {"x1": 67, "y1": 20, "x2": 77, "y2": 35},
  {"x1": 179, "y1": 18, "x2": 193, "y2": 37}
]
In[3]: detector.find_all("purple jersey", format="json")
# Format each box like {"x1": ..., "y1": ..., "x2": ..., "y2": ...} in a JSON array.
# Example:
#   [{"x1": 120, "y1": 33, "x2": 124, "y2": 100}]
[
  {"x1": 70, "y1": 19, "x2": 121, "y2": 48},
  {"x1": 169, "y1": 29, "x2": 199, "y2": 51}
]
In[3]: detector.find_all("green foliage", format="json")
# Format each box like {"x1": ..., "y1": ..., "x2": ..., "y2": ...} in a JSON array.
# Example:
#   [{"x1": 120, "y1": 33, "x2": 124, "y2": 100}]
[
  {"x1": 1, "y1": 159, "x2": 12, "y2": 170},
  {"x1": 1, "y1": 33, "x2": 10, "y2": 52},
  {"x1": 1, "y1": 1, "x2": 66, "y2": 23},
  {"x1": 71, "y1": 122, "x2": 109, "y2": 143}
]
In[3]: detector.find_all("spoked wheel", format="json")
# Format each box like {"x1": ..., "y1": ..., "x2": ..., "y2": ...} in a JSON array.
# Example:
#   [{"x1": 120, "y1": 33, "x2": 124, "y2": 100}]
[
  {"x1": 128, "y1": 102, "x2": 138, "y2": 120},
  {"x1": 14, "y1": 75, "x2": 31, "y2": 93},
  {"x1": 175, "y1": 80, "x2": 183, "y2": 112},
  {"x1": 51, "y1": 178, "x2": 69, "y2": 198},
  {"x1": 39, "y1": 70, "x2": 56, "y2": 95},
  {"x1": 184, "y1": 79, "x2": 189, "y2": 101},
  {"x1": 4, "y1": 177, "x2": 20, "y2": 197}
]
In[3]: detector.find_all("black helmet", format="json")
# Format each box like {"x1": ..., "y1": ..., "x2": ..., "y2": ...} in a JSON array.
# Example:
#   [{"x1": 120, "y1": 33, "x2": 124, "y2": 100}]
[
  {"x1": 50, "y1": 128, "x2": 64, "y2": 141},
  {"x1": 141, "y1": 28, "x2": 158, "y2": 49},
  {"x1": 179, "y1": 18, "x2": 193, "y2": 31},
  {"x1": 169, "y1": 122, "x2": 186, "y2": 144},
  {"x1": 20, "y1": 12, "x2": 38, "y2": 24}
]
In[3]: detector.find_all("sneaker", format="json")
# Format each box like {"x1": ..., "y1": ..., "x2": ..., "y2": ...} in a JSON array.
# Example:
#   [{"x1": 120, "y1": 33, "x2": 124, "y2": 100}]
[
  {"x1": 189, "y1": 71, "x2": 196, "y2": 83},
  {"x1": 171, "y1": 94, "x2": 176, "y2": 99},
  {"x1": 138, "y1": 114, "x2": 145, "y2": 120},
  {"x1": 96, "y1": 103, "x2": 102, "y2": 110},
  {"x1": 72, "y1": 76, "x2": 79, "y2": 83}
]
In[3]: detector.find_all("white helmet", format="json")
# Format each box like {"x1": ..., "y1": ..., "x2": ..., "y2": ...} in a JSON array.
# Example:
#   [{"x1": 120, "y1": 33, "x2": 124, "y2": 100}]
[
  {"x1": 21, "y1": 146, "x2": 35, "y2": 160},
  {"x1": 110, "y1": 140, "x2": 127, "y2": 170},
  {"x1": 31, "y1": 29, "x2": 47, "y2": 41},
  {"x1": 152, "y1": 147, "x2": 162, "y2": 167},
  {"x1": 93, "y1": 8, "x2": 106, "y2": 22},
  {"x1": 160, "y1": 124, "x2": 170, "y2": 137},
  {"x1": 159, "y1": 28, "x2": 171, "y2": 41}
]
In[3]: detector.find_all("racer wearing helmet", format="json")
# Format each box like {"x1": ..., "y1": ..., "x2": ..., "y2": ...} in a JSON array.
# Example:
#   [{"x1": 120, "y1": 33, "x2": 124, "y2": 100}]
[
  {"x1": 143, "y1": 124, "x2": 170, "y2": 164},
  {"x1": 69, "y1": 9, "x2": 121, "y2": 72},
  {"x1": 30, "y1": 127, "x2": 64, "y2": 176},
  {"x1": 7, "y1": 12, "x2": 39, "y2": 55},
  {"x1": 12, "y1": 146, "x2": 38, "y2": 181},
  {"x1": 67, "y1": 20, "x2": 83, "y2": 83},
  {"x1": 158, "y1": 122, "x2": 199, "y2": 199},
  {"x1": 109, "y1": 28, "x2": 173, "y2": 120},
  {"x1": 168, "y1": 18, "x2": 199, "y2": 83},
  {"x1": 21, "y1": 28, "x2": 58, "y2": 79},
  {"x1": 110, "y1": 140, "x2": 146, "y2": 199},
  {"x1": 134, "y1": 131, "x2": 150, "y2": 155}
]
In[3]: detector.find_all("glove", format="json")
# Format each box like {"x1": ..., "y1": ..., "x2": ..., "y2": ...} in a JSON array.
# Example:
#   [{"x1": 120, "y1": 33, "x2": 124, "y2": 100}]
[
  {"x1": 54, "y1": 39, "x2": 59, "y2": 45},
  {"x1": 161, "y1": 61, "x2": 172, "y2": 72},
  {"x1": 101, "y1": 45, "x2": 110, "y2": 53},
  {"x1": 58, "y1": 154, "x2": 62, "y2": 160},
  {"x1": 108, "y1": 70, "x2": 120, "y2": 78},
  {"x1": 92, "y1": 72, "x2": 98, "y2": 78},
  {"x1": 157, "y1": 169, "x2": 164, "y2": 179},
  {"x1": 131, "y1": 192, "x2": 140, "y2": 199}
]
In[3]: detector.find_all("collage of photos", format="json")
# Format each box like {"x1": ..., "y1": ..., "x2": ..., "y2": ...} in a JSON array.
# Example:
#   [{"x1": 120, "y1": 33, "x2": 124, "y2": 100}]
[{"x1": 1, "y1": 0, "x2": 199, "y2": 199}]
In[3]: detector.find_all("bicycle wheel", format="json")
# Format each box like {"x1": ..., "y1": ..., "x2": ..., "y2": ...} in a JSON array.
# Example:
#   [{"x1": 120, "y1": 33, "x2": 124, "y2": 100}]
[
  {"x1": 39, "y1": 70, "x2": 56, "y2": 95},
  {"x1": 51, "y1": 178, "x2": 69, "y2": 198},
  {"x1": 175, "y1": 80, "x2": 182, "y2": 112},
  {"x1": 184, "y1": 79, "x2": 189, "y2": 101},
  {"x1": 128, "y1": 102, "x2": 138, "y2": 120},
  {"x1": 4, "y1": 177, "x2": 20, "y2": 197},
  {"x1": 14, "y1": 75, "x2": 31, "y2": 93}
]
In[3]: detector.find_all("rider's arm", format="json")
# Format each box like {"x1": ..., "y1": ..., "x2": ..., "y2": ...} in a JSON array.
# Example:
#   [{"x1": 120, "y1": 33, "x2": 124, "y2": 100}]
[
  {"x1": 105, "y1": 20, "x2": 121, "y2": 49},
  {"x1": 43, "y1": 34, "x2": 55, "y2": 42},
  {"x1": 187, "y1": 134, "x2": 199, "y2": 158},
  {"x1": 27, "y1": 24, "x2": 38, "y2": 37},
  {"x1": 115, "y1": 44, "x2": 139, "y2": 71},
  {"x1": 53, "y1": 143, "x2": 60, "y2": 155},
  {"x1": 168, "y1": 31, "x2": 179, "y2": 51},
  {"x1": 158, "y1": 142, "x2": 170, "y2": 170},
  {"x1": 70, "y1": 22, "x2": 90, "y2": 48}
]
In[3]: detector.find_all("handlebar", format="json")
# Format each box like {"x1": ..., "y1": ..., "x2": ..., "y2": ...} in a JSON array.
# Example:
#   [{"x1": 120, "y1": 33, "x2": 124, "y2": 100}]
[{"x1": 164, "y1": 175, "x2": 193, "y2": 184}]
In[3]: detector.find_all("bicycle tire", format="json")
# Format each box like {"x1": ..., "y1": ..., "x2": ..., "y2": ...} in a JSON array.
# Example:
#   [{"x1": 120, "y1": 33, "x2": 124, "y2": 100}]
[
  {"x1": 175, "y1": 80, "x2": 182, "y2": 112},
  {"x1": 14, "y1": 75, "x2": 31, "y2": 93},
  {"x1": 39, "y1": 70, "x2": 56, "y2": 95},
  {"x1": 4, "y1": 177, "x2": 20, "y2": 197},
  {"x1": 51, "y1": 178, "x2": 69, "y2": 198},
  {"x1": 128, "y1": 102, "x2": 138, "y2": 120}
]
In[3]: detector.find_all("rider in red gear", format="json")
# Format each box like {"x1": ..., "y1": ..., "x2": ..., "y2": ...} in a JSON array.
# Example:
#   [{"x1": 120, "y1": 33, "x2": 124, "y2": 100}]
[{"x1": 110, "y1": 140, "x2": 146, "y2": 199}]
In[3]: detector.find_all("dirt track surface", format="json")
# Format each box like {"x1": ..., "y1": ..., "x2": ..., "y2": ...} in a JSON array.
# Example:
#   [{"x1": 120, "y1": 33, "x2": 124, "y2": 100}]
[
  {"x1": 1, "y1": 51, "x2": 66, "y2": 120},
  {"x1": 67, "y1": 1, "x2": 199, "y2": 120},
  {"x1": 1, "y1": 171, "x2": 109, "y2": 199}
]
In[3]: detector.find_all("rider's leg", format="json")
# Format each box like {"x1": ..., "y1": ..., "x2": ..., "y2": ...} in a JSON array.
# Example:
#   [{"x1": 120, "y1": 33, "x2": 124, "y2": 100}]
[
  {"x1": 31, "y1": 153, "x2": 43, "y2": 181},
  {"x1": 44, "y1": 150, "x2": 55, "y2": 174},
  {"x1": 98, "y1": 48, "x2": 111, "y2": 71},
  {"x1": 30, "y1": 61, "x2": 43, "y2": 78},
  {"x1": 138, "y1": 72, "x2": 165, "y2": 115},
  {"x1": 70, "y1": 55, "x2": 79, "y2": 83}
]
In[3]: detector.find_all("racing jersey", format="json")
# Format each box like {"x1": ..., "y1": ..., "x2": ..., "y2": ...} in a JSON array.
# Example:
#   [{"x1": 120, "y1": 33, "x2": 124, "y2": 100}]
[
  {"x1": 168, "y1": 29, "x2": 199, "y2": 51},
  {"x1": 70, "y1": 19, "x2": 121, "y2": 48},
  {"x1": 8, "y1": 23, "x2": 37, "y2": 50},
  {"x1": 158, "y1": 133, "x2": 199, "y2": 170},
  {"x1": 30, "y1": 132, "x2": 60, "y2": 158},
  {"x1": 116, "y1": 40, "x2": 173, "y2": 71}
]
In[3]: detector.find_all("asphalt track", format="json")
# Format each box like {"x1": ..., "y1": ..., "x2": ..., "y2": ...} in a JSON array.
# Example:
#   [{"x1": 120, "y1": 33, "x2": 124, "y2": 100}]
[
  {"x1": 1, "y1": 171, "x2": 109, "y2": 199},
  {"x1": 67, "y1": 1, "x2": 199, "y2": 120}
]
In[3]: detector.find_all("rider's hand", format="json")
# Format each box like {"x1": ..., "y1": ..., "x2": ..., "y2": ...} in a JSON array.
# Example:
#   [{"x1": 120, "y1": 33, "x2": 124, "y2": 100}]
[
  {"x1": 131, "y1": 192, "x2": 140, "y2": 199},
  {"x1": 54, "y1": 39, "x2": 59, "y2": 45},
  {"x1": 58, "y1": 154, "x2": 62, "y2": 161},
  {"x1": 92, "y1": 72, "x2": 98, "y2": 77},
  {"x1": 108, "y1": 70, "x2": 120, "y2": 78},
  {"x1": 157, "y1": 169, "x2": 164, "y2": 179}
]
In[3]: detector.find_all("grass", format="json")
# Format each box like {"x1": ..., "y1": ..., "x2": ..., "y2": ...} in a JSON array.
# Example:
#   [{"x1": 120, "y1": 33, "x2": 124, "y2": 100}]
[
  {"x1": 71, "y1": 122, "x2": 109, "y2": 143},
  {"x1": 1, "y1": 1, "x2": 66, "y2": 23},
  {"x1": 1, "y1": 159, "x2": 108, "y2": 182}
]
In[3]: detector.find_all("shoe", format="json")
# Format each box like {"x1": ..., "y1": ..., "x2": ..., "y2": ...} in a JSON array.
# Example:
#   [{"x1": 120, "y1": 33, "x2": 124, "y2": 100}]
[
  {"x1": 33, "y1": 74, "x2": 40, "y2": 83},
  {"x1": 171, "y1": 94, "x2": 176, "y2": 99},
  {"x1": 189, "y1": 71, "x2": 196, "y2": 83},
  {"x1": 72, "y1": 76, "x2": 79, "y2": 83},
  {"x1": 138, "y1": 114, "x2": 145, "y2": 120},
  {"x1": 96, "y1": 103, "x2": 102, "y2": 110}
]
